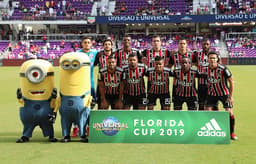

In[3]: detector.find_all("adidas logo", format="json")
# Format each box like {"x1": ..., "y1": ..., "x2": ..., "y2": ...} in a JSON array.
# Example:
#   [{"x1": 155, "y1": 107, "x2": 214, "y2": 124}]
[{"x1": 197, "y1": 118, "x2": 226, "y2": 137}]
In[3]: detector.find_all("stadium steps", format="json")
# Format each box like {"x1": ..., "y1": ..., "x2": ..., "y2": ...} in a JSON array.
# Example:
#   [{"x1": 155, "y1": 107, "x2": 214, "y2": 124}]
[
  {"x1": 219, "y1": 40, "x2": 229, "y2": 57},
  {"x1": 91, "y1": 0, "x2": 115, "y2": 16},
  {"x1": 91, "y1": 1, "x2": 99, "y2": 16},
  {"x1": 108, "y1": 0, "x2": 116, "y2": 16}
]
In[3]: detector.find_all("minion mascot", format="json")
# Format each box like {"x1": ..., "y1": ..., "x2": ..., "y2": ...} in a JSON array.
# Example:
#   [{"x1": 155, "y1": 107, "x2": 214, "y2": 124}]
[
  {"x1": 56, "y1": 52, "x2": 92, "y2": 142},
  {"x1": 16, "y1": 59, "x2": 58, "y2": 143}
]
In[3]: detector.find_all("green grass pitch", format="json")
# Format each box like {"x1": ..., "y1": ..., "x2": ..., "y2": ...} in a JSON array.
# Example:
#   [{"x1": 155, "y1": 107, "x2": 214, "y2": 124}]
[{"x1": 0, "y1": 66, "x2": 255, "y2": 164}]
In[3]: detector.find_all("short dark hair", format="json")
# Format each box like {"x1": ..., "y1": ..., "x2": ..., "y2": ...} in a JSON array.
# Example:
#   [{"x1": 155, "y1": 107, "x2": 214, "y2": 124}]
[
  {"x1": 155, "y1": 56, "x2": 164, "y2": 62},
  {"x1": 152, "y1": 35, "x2": 161, "y2": 40},
  {"x1": 107, "y1": 55, "x2": 116, "y2": 60},
  {"x1": 179, "y1": 37, "x2": 187, "y2": 42},
  {"x1": 128, "y1": 53, "x2": 137, "y2": 58},
  {"x1": 208, "y1": 51, "x2": 220, "y2": 62},
  {"x1": 81, "y1": 36, "x2": 92, "y2": 42},
  {"x1": 181, "y1": 56, "x2": 191, "y2": 63},
  {"x1": 123, "y1": 34, "x2": 131, "y2": 39},
  {"x1": 103, "y1": 39, "x2": 113, "y2": 45},
  {"x1": 208, "y1": 51, "x2": 218, "y2": 56},
  {"x1": 202, "y1": 38, "x2": 210, "y2": 43}
]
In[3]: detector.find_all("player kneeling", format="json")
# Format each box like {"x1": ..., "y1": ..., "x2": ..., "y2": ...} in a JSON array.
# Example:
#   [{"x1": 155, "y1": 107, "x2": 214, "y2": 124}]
[
  {"x1": 173, "y1": 57, "x2": 203, "y2": 110},
  {"x1": 146, "y1": 56, "x2": 172, "y2": 110},
  {"x1": 98, "y1": 56, "x2": 124, "y2": 109}
]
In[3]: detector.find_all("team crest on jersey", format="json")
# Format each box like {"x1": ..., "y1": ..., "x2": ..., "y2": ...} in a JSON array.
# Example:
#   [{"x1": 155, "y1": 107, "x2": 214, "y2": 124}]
[{"x1": 89, "y1": 53, "x2": 94, "y2": 59}]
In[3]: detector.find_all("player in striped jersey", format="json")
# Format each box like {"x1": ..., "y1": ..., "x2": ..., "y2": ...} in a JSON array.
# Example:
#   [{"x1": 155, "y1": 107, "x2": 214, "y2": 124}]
[
  {"x1": 98, "y1": 56, "x2": 124, "y2": 110},
  {"x1": 173, "y1": 56, "x2": 204, "y2": 110},
  {"x1": 123, "y1": 53, "x2": 147, "y2": 110},
  {"x1": 146, "y1": 56, "x2": 172, "y2": 110},
  {"x1": 205, "y1": 52, "x2": 237, "y2": 140},
  {"x1": 114, "y1": 35, "x2": 142, "y2": 68},
  {"x1": 169, "y1": 38, "x2": 197, "y2": 68},
  {"x1": 142, "y1": 35, "x2": 171, "y2": 68},
  {"x1": 94, "y1": 39, "x2": 117, "y2": 107},
  {"x1": 169, "y1": 38, "x2": 197, "y2": 103},
  {"x1": 94, "y1": 39, "x2": 116, "y2": 69},
  {"x1": 194, "y1": 38, "x2": 219, "y2": 111}
]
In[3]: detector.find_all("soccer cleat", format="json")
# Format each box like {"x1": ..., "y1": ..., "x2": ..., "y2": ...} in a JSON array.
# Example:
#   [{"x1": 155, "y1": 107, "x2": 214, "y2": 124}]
[
  {"x1": 80, "y1": 136, "x2": 88, "y2": 143},
  {"x1": 61, "y1": 136, "x2": 71, "y2": 143},
  {"x1": 72, "y1": 126, "x2": 79, "y2": 137},
  {"x1": 48, "y1": 137, "x2": 58, "y2": 142},
  {"x1": 86, "y1": 125, "x2": 89, "y2": 137},
  {"x1": 91, "y1": 98, "x2": 96, "y2": 109},
  {"x1": 231, "y1": 133, "x2": 238, "y2": 140},
  {"x1": 16, "y1": 136, "x2": 29, "y2": 143}
]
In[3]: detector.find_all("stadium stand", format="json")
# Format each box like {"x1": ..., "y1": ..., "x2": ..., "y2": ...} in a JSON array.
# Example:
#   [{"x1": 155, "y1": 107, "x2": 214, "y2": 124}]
[
  {"x1": 11, "y1": 0, "x2": 93, "y2": 20},
  {"x1": 217, "y1": 0, "x2": 256, "y2": 14},
  {"x1": 113, "y1": 0, "x2": 190, "y2": 15},
  {"x1": 1, "y1": 0, "x2": 256, "y2": 19},
  {"x1": 227, "y1": 39, "x2": 256, "y2": 57},
  {"x1": 0, "y1": 0, "x2": 255, "y2": 60},
  {"x1": 0, "y1": 41, "x2": 9, "y2": 52},
  {"x1": 0, "y1": 33, "x2": 221, "y2": 59}
]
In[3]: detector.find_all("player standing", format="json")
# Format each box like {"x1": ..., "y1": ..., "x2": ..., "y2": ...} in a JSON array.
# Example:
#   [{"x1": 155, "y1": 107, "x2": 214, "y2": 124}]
[
  {"x1": 205, "y1": 52, "x2": 238, "y2": 140},
  {"x1": 142, "y1": 35, "x2": 171, "y2": 68},
  {"x1": 194, "y1": 38, "x2": 219, "y2": 111},
  {"x1": 94, "y1": 39, "x2": 117, "y2": 109},
  {"x1": 169, "y1": 38, "x2": 197, "y2": 104},
  {"x1": 72, "y1": 37, "x2": 97, "y2": 137},
  {"x1": 78, "y1": 36, "x2": 98, "y2": 99},
  {"x1": 115, "y1": 35, "x2": 142, "y2": 68},
  {"x1": 94, "y1": 39, "x2": 115, "y2": 69}
]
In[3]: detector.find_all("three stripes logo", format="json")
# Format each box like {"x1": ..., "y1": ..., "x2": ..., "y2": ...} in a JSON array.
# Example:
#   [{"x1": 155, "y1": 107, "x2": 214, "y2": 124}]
[{"x1": 197, "y1": 118, "x2": 226, "y2": 137}]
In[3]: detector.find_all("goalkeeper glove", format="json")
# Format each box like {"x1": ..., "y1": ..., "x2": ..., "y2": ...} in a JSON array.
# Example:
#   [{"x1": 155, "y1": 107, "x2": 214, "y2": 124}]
[
  {"x1": 51, "y1": 88, "x2": 57, "y2": 99},
  {"x1": 16, "y1": 88, "x2": 22, "y2": 99}
]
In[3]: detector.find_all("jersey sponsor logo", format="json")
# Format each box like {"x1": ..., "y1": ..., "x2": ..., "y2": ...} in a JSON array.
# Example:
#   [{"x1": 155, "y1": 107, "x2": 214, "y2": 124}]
[
  {"x1": 122, "y1": 60, "x2": 128, "y2": 66},
  {"x1": 208, "y1": 78, "x2": 221, "y2": 84},
  {"x1": 199, "y1": 60, "x2": 207, "y2": 66},
  {"x1": 105, "y1": 82, "x2": 119, "y2": 88},
  {"x1": 128, "y1": 79, "x2": 140, "y2": 84},
  {"x1": 153, "y1": 81, "x2": 166, "y2": 85},
  {"x1": 177, "y1": 80, "x2": 193, "y2": 87},
  {"x1": 197, "y1": 118, "x2": 226, "y2": 137},
  {"x1": 149, "y1": 58, "x2": 155, "y2": 62}
]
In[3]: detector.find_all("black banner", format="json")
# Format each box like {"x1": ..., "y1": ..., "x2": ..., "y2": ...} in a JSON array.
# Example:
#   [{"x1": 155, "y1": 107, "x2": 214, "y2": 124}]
[{"x1": 229, "y1": 57, "x2": 256, "y2": 65}]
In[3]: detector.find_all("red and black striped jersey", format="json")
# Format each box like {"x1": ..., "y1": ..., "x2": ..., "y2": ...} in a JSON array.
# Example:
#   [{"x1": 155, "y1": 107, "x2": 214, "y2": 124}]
[
  {"x1": 114, "y1": 48, "x2": 142, "y2": 68},
  {"x1": 169, "y1": 51, "x2": 197, "y2": 69},
  {"x1": 142, "y1": 49, "x2": 171, "y2": 68},
  {"x1": 123, "y1": 63, "x2": 147, "y2": 96},
  {"x1": 98, "y1": 67, "x2": 124, "y2": 95},
  {"x1": 206, "y1": 64, "x2": 232, "y2": 96},
  {"x1": 146, "y1": 67, "x2": 172, "y2": 94},
  {"x1": 170, "y1": 51, "x2": 197, "y2": 86},
  {"x1": 94, "y1": 50, "x2": 118, "y2": 70},
  {"x1": 195, "y1": 50, "x2": 209, "y2": 85},
  {"x1": 173, "y1": 67, "x2": 200, "y2": 97}
]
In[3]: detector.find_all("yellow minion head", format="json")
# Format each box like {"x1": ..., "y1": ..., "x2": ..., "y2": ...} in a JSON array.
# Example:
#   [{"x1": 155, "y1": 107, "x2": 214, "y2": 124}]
[
  {"x1": 20, "y1": 59, "x2": 54, "y2": 100},
  {"x1": 59, "y1": 52, "x2": 91, "y2": 96}
]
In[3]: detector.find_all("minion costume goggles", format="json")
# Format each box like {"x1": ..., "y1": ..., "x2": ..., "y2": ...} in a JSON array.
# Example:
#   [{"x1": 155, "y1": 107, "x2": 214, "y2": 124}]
[
  {"x1": 20, "y1": 65, "x2": 54, "y2": 84},
  {"x1": 60, "y1": 59, "x2": 90, "y2": 70}
]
